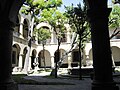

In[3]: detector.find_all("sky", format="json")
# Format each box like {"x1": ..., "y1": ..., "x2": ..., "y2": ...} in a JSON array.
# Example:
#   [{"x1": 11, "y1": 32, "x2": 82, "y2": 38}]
[
  {"x1": 58, "y1": 0, "x2": 82, "y2": 12},
  {"x1": 58, "y1": 0, "x2": 112, "y2": 12}
]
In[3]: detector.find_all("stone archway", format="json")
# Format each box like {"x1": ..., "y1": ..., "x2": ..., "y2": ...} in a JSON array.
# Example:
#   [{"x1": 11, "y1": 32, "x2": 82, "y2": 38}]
[
  {"x1": 31, "y1": 49, "x2": 37, "y2": 69},
  {"x1": 54, "y1": 49, "x2": 68, "y2": 68},
  {"x1": 22, "y1": 47, "x2": 27, "y2": 68},
  {"x1": 37, "y1": 26, "x2": 51, "y2": 44},
  {"x1": 86, "y1": 48, "x2": 93, "y2": 66},
  {"x1": 23, "y1": 19, "x2": 29, "y2": 39},
  {"x1": 111, "y1": 46, "x2": 120, "y2": 66},
  {"x1": 0, "y1": 1, "x2": 25, "y2": 90},
  {"x1": 71, "y1": 49, "x2": 79, "y2": 67},
  {"x1": 60, "y1": 49, "x2": 68, "y2": 63},
  {"x1": 12, "y1": 44, "x2": 21, "y2": 68},
  {"x1": 14, "y1": 15, "x2": 20, "y2": 36},
  {"x1": 38, "y1": 50, "x2": 51, "y2": 68}
]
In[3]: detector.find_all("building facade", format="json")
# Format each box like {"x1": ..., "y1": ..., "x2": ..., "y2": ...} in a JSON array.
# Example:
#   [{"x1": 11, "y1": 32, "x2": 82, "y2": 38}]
[{"x1": 12, "y1": 11, "x2": 120, "y2": 73}]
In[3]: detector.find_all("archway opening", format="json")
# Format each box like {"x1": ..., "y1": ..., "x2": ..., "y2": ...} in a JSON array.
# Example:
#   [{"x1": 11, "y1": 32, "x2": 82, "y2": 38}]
[
  {"x1": 22, "y1": 47, "x2": 27, "y2": 68},
  {"x1": 111, "y1": 46, "x2": 120, "y2": 66},
  {"x1": 38, "y1": 50, "x2": 51, "y2": 68},
  {"x1": 23, "y1": 19, "x2": 29, "y2": 39},
  {"x1": 31, "y1": 49, "x2": 37, "y2": 69},
  {"x1": 12, "y1": 44, "x2": 21, "y2": 68}
]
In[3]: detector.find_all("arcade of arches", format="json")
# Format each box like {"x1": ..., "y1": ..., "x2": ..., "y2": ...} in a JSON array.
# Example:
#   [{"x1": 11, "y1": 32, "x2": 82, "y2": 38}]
[
  {"x1": 11, "y1": 13, "x2": 120, "y2": 73},
  {"x1": 0, "y1": 0, "x2": 119, "y2": 90}
]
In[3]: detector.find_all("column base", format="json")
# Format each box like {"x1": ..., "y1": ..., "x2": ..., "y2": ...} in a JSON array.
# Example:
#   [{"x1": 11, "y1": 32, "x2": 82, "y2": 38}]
[
  {"x1": 0, "y1": 82, "x2": 18, "y2": 90},
  {"x1": 92, "y1": 81, "x2": 119, "y2": 90}
]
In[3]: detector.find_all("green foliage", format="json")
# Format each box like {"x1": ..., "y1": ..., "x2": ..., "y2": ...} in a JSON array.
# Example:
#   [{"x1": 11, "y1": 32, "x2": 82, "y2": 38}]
[
  {"x1": 65, "y1": 3, "x2": 91, "y2": 49},
  {"x1": 40, "y1": 8, "x2": 66, "y2": 24},
  {"x1": 21, "y1": 0, "x2": 63, "y2": 44},
  {"x1": 109, "y1": 4, "x2": 120, "y2": 28},
  {"x1": 21, "y1": 0, "x2": 62, "y2": 15},
  {"x1": 21, "y1": 5, "x2": 30, "y2": 15},
  {"x1": 40, "y1": 8, "x2": 67, "y2": 42},
  {"x1": 34, "y1": 27, "x2": 51, "y2": 42}
]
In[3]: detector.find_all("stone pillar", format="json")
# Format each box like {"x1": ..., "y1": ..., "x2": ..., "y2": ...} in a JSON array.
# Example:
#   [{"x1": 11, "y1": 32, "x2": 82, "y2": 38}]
[
  {"x1": 67, "y1": 31, "x2": 71, "y2": 43},
  {"x1": 68, "y1": 53, "x2": 72, "y2": 69},
  {"x1": 50, "y1": 30, "x2": 54, "y2": 44},
  {"x1": 85, "y1": 0, "x2": 119, "y2": 90},
  {"x1": 0, "y1": 21, "x2": 18, "y2": 90},
  {"x1": 19, "y1": 18, "x2": 24, "y2": 38},
  {"x1": 28, "y1": 56, "x2": 32, "y2": 71},
  {"x1": 35, "y1": 35, "x2": 38, "y2": 44},
  {"x1": 51, "y1": 56, "x2": 55, "y2": 69},
  {"x1": 0, "y1": 0, "x2": 25, "y2": 90},
  {"x1": 82, "y1": 50, "x2": 87, "y2": 66},
  {"x1": 18, "y1": 54, "x2": 23, "y2": 71}
]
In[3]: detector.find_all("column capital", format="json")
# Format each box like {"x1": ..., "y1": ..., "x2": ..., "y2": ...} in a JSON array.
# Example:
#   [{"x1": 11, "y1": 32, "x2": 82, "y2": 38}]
[
  {"x1": 19, "y1": 54, "x2": 24, "y2": 56},
  {"x1": 20, "y1": 22, "x2": 24, "y2": 25}
]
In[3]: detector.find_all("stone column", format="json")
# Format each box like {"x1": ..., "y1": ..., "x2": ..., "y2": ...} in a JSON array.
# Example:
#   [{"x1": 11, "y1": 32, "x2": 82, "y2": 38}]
[
  {"x1": 68, "y1": 53, "x2": 72, "y2": 69},
  {"x1": 51, "y1": 56, "x2": 55, "y2": 69},
  {"x1": 67, "y1": 31, "x2": 71, "y2": 43},
  {"x1": 18, "y1": 54, "x2": 23, "y2": 71},
  {"x1": 19, "y1": 17, "x2": 24, "y2": 38},
  {"x1": 0, "y1": 0, "x2": 25, "y2": 90},
  {"x1": 85, "y1": 0, "x2": 119, "y2": 90},
  {"x1": 28, "y1": 56, "x2": 32, "y2": 71},
  {"x1": 0, "y1": 21, "x2": 18, "y2": 90},
  {"x1": 82, "y1": 50, "x2": 87, "y2": 66},
  {"x1": 50, "y1": 30, "x2": 54, "y2": 44},
  {"x1": 34, "y1": 35, "x2": 38, "y2": 44}
]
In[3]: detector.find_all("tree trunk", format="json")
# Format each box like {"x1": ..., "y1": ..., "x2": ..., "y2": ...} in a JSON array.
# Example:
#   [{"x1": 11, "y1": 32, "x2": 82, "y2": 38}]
[
  {"x1": 79, "y1": 38, "x2": 82, "y2": 80},
  {"x1": 43, "y1": 43, "x2": 46, "y2": 71},
  {"x1": 23, "y1": 17, "x2": 34, "y2": 73},
  {"x1": 23, "y1": 39, "x2": 31, "y2": 73}
]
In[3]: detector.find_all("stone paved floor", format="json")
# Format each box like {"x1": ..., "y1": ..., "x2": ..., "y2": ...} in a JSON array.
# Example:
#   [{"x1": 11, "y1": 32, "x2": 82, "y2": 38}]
[
  {"x1": 18, "y1": 72, "x2": 120, "y2": 90},
  {"x1": 18, "y1": 77, "x2": 92, "y2": 90}
]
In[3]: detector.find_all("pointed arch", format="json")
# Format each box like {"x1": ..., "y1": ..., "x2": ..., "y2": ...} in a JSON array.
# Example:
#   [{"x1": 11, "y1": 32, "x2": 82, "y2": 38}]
[{"x1": 23, "y1": 19, "x2": 29, "y2": 39}]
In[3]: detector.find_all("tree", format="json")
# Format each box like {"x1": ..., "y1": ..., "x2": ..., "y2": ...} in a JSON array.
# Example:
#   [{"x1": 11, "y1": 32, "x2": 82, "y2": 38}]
[
  {"x1": 112, "y1": 0, "x2": 120, "y2": 4},
  {"x1": 109, "y1": 3, "x2": 120, "y2": 67},
  {"x1": 65, "y1": 3, "x2": 90, "y2": 79},
  {"x1": 34, "y1": 27, "x2": 51, "y2": 70},
  {"x1": 40, "y1": 8, "x2": 67, "y2": 78},
  {"x1": 109, "y1": 4, "x2": 120, "y2": 39},
  {"x1": 21, "y1": 0, "x2": 62, "y2": 73}
]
